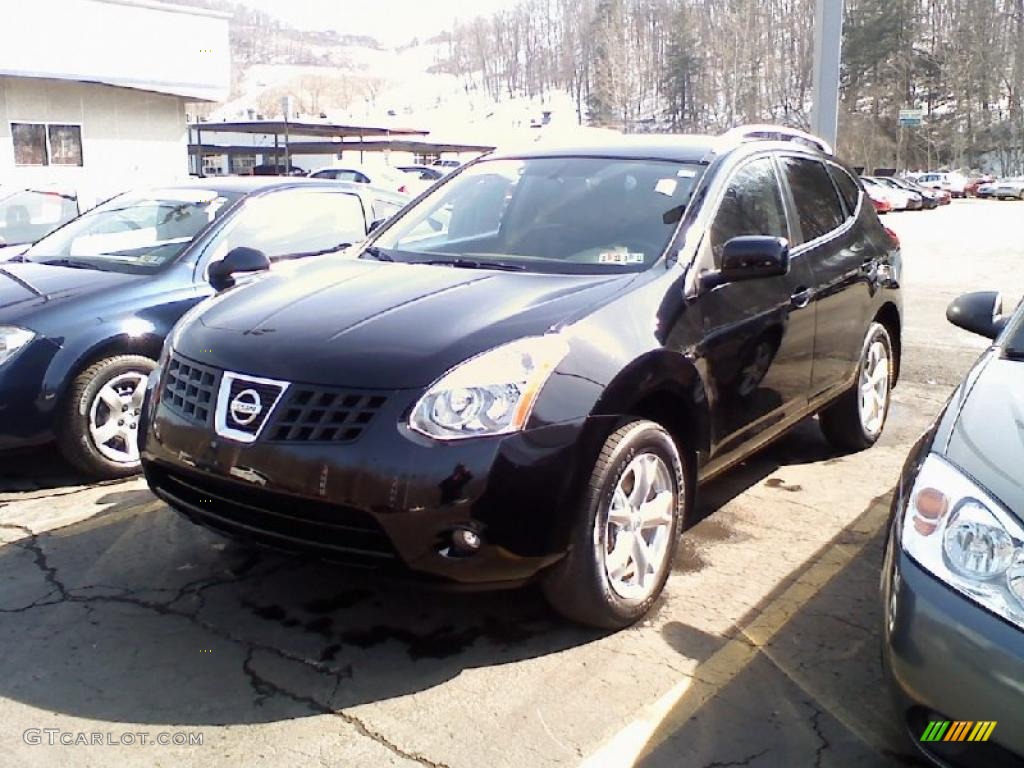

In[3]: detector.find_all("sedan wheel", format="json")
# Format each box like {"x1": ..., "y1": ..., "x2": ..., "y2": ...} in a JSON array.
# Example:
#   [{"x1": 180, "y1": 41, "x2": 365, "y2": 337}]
[
  {"x1": 88, "y1": 371, "x2": 147, "y2": 464},
  {"x1": 58, "y1": 354, "x2": 157, "y2": 479}
]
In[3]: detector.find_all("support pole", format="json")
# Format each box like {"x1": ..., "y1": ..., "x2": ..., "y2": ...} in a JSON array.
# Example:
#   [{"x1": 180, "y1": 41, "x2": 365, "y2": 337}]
[{"x1": 811, "y1": 0, "x2": 844, "y2": 148}]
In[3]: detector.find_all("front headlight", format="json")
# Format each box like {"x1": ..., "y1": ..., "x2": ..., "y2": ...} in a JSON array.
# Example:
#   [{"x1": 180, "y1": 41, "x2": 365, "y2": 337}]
[
  {"x1": 902, "y1": 454, "x2": 1024, "y2": 628},
  {"x1": 0, "y1": 326, "x2": 35, "y2": 367},
  {"x1": 409, "y1": 335, "x2": 570, "y2": 440}
]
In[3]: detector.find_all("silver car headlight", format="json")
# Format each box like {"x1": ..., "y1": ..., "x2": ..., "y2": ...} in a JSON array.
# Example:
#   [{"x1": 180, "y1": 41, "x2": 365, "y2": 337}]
[
  {"x1": 409, "y1": 335, "x2": 570, "y2": 440},
  {"x1": 902, "y1": 453, "x2": 1024, "y2": 629},
  {"x1": 0, "y1": 326, "x2": 35, "y2": 367}
]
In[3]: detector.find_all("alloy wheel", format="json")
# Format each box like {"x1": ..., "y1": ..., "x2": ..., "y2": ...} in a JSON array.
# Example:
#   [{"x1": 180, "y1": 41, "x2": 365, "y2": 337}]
[
  {"x1": 858, "y1": 340, "x2": 890, "y2": 437},
  {"x1": 601, "y1": 453, "x2": 676, "y2": 600},
  {"x1": 88, "y1": 371, "x2": 148, "y2": 464}
]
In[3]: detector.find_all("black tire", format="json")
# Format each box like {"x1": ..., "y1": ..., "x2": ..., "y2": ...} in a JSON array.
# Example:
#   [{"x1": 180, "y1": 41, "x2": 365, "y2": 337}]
[
  {"x1": 57, "y1": 354, "x2": 156, "y2": 479},
  {"x1": 819, "y1": 322, "x2": 894, "y2": 453},
  {"x1": 542, "y1": 419, "x2": 687, "y2": 629}
]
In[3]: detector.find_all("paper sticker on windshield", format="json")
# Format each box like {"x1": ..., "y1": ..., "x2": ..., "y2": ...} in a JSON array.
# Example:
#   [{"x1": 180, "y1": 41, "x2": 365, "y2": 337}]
[
  {"x1": 599, "y1": 250, "x2": 646, "y2": 265},
  {"x1": 677, "y1": 169, "x2": 698, "y2": 179},
  {"x1": 655, "y1": 179, "x2": 678, "y2": 197}
]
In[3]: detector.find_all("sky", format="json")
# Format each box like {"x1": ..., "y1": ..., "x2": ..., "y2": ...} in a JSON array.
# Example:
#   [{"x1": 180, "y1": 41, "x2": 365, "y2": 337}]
[{"x1": 234, "y1": 0, "x2": 518, "y2": 47}]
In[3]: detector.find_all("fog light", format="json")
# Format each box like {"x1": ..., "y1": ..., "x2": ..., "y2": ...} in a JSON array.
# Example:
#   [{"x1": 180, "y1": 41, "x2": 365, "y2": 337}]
[{"x1": 450, "y1": 527, "x2": 482, "y2": 557}]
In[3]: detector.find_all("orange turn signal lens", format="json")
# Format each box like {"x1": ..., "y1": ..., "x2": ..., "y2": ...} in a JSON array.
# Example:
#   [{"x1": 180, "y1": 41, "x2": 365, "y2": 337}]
[{"x1": 912, "y1": 487, "x2": 949, "y2": 536}]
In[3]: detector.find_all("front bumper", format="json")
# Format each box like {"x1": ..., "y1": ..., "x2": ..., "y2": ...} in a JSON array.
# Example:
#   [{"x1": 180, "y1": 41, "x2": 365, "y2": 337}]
[
  {"x1": 0, "y1": 339, "x2": 60, "y2": 451},
  {"x1": 141, "y1": 381, "x2": 614, "y2": 587},
  {"x1": 882, "y1": 532, "x2": 1024, "y2": 767}
]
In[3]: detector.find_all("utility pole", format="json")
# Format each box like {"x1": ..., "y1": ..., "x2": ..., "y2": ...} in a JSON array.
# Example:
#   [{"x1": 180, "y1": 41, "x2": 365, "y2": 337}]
[{"x1": 811, "y1": 0, "x2": 844, "y2": 147}]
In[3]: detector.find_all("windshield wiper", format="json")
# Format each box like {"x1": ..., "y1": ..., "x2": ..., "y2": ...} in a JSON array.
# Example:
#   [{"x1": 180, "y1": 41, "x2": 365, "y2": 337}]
[
  {"x1": 289, "y1": 241, "x2": 354, "y2": 259},
  {"x1": 424, "y1": 258, "x2": 525, "y2": 272},
  {"x1": 38, "y1": 257, "x2": 101, "y2": 270},
  {"x1": 362, "y1": 245, "x2": 394, "y2": 262}
]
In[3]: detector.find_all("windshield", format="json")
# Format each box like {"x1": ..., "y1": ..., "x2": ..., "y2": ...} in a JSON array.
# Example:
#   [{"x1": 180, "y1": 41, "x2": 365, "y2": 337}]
[
  {"x1": 369, "y1": 157, "x2": 703, "y2": 274},
  {"x1": 25, "y1": 189, "x2": 240, "y2": 273},
  {"x1": 0, "y1": 189, "x2": 79, "y2": 247}
]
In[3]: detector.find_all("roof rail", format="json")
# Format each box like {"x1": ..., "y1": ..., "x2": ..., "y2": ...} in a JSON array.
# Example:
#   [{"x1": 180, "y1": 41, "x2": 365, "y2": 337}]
[{"x1": 722, "y1": 124, "x2": 834, "y2": 156}]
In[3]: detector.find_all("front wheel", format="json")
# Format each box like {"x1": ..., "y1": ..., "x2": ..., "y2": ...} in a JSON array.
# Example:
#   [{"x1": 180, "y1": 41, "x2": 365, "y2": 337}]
[
  {"x1": 57, "y1": 354, "x2": 155, "y2": 479},
  {"x1": 542, "y1": 420, "x2": 686, "y2": 629},
  {"x1": 819, "y1": 323, "x2": 894, "y2": 452}
]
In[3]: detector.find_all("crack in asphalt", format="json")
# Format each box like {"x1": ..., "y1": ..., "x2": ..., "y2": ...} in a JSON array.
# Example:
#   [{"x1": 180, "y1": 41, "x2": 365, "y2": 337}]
[
  {"x1": 810, "y1": 707, "x2": 830, "y2": 768},
  {"x1": 0, "y1": 525, "x2": 449, "y2": 768},
  {"x1": 700, "y1": 748, "x2": 770, "y2": 768}
]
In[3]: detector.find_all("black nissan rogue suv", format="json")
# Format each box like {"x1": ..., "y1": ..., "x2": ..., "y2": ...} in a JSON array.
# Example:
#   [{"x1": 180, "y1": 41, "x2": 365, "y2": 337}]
[{"x1": 141, "y1": 126, "x2": 903, "y2": 628}]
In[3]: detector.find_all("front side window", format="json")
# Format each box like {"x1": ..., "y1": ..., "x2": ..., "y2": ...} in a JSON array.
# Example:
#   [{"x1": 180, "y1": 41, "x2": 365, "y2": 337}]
[
  {"x1": 709, "y1": 157, "x2": 789, "y2": 262},
  {"x1": 25, "y1": 189, "x2": 239, "y2": 273},
  {"x1": 371, "y1": 157, "x2": 703, "y2": 274},
  {"x1": 781, "y1": 157, "x2": 846, "y2": 242},
  {"x1": 205, "y1": 190, "x2": 366, "y2": 264},
  {"x1": 0, "y1": 190, "x2": 79, "y2": 246},
  {"x1": 12, "y1": 123, "x2": 47, "y2": 166}
]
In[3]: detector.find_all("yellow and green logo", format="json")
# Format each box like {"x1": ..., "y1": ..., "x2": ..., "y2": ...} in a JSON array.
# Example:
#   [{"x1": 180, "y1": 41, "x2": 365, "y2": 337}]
[{"x1": 921, "y1": 721, "x2": 997, "y2": 743}]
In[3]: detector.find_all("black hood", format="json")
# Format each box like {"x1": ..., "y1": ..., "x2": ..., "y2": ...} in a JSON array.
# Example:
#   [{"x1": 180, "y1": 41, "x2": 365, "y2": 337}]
[
  {"x1": 0, "y1": 262, "x2": 143, "y2": 322},
  {"x1": 179, "y1": 258, "x2": 634, "y2": 388},
  {"x1": 944, "y1": 356, "x2": 1024, "y2": 521}
]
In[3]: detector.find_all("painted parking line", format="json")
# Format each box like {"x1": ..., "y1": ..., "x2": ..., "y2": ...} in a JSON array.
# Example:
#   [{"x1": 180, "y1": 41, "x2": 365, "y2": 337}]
[{"x1": 581, "y1": 492, "x2": 894, "y2": 767}]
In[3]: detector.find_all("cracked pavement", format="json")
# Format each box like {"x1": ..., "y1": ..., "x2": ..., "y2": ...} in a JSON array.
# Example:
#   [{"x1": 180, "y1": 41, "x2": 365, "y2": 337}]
[{"x1": 0, "y1": 200, "x2": 1020, "y2": 767}]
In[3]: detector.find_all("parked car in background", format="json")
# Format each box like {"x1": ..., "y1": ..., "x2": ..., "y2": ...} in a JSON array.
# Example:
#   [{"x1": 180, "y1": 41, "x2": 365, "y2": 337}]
[
  {"x1": 0, "y1": 183, "x2": 126, "y2": 260},
  {"x1": 863, "y1": 176, "x2": 911, "y2": 211},
  {"x1": 431, "y1": 159, "x2": 461, "y2": 171},
  {"x1": 914, "y1": 171, "x2": 968, "y2": 198},
  {"x1": 965, "y1": 175, "x2": 995, "y2": 197},
  {"x1": 861, "y1": 178, "x2": 894, "y2": 214},
  {"x1": 309, "y1": 163, "x2": 414, "y2": 195},
  {"x1": 867, "y1": 177, "x2": 923, "y2": 210},
  {"x1": 250, "y1": 164, "x2": 306, "y2": 177},
  {"x1": 976, "y1": 180, "x2": 999, "y2": 199},
  {"x1": 888, "y1": 177, "x2": 941, "y2": 209},
  {"x1": 883, "y1": 290, "x2": 1024, "y2": 767},
  {"x1": 398, "y1": 165, "x2": 445, "y2": 182},
  {"x1": 140, "y1": 126, "x2": 902, "y2": 629},
  {"x1": 990, "y1": 177, "x2": 1024, "y2": 200},
  {"x1": 0, "y1": 178, "x2": 398, "y2": 479}
]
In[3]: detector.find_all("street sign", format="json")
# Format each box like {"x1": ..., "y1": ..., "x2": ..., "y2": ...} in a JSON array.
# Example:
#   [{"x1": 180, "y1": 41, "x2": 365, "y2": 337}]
[{"x1": 899, "y1": 108, "x2": 924, "y2": 127}]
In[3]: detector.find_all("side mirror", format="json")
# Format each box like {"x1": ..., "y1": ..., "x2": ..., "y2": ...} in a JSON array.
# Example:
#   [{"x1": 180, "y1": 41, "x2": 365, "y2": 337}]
[
  {"x1": 368, "y1": 218, "x2": 385, "y2": 234},
  {"x1": 947, "y1": 291, "x2": 1007, "y2": 340},
  {"x1": 720, "y1": 236, "x2": 790, "y2": 282},
  {"x1": 209, "y1": 246, "x2": 270, "y2": 292}
]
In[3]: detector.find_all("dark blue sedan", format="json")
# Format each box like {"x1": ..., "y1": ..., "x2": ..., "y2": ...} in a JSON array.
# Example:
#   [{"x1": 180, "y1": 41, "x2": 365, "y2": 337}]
[
  {"x1": 0, "y1": 177, "x2": 407, "y2": 478},
  {"x1": 883, "y1": 291, "x2": 1024, "y2": 767}
]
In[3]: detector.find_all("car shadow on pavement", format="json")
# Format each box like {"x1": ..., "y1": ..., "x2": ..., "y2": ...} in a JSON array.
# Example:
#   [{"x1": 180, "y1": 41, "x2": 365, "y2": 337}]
[
  {"x1": 0, "y1": 489, "x2": 602, "y2": 726},
  {"x1": 641, "y1": 494, "x2": 920, "y2": 768},
  {"x1": 0, "y1": 446, "x2": 94, "y2": 493}
]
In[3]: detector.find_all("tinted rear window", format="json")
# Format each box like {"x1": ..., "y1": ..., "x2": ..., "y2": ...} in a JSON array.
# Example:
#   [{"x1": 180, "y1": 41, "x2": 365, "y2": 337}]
[
  {"x1": 828, "y1": 165, "x2": 861, "y2": 216},
  {"x1": 781, "y1": 157, "x2": 845, "y2": 242}
]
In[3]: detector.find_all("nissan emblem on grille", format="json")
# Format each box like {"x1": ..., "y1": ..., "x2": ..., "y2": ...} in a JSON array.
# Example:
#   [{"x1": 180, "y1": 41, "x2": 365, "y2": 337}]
[
  {"x1": 215, "y1": 372, "x2": 289, "y2": 443},
  {"x1": 229, "y1": 389, "x2": 262, "y2": 426}
]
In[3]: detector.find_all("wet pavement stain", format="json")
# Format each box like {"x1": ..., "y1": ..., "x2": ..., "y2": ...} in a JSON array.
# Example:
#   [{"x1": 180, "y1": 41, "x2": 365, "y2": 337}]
[
  {"x1": 249, "y1": 603, "x2": 288, "y2": 622},
  {"x1": 674, "y1": 538, "x2": 708, "y2": 574},
  {"x1": 303, "y1": 589, "x2": 373, "y2": 614},
  {"x1": 305, "y1": 616, "x2": 334, "y2": 637},
  {"x1": 765, "y1": 478, "x2": 803, "y2": 493}
]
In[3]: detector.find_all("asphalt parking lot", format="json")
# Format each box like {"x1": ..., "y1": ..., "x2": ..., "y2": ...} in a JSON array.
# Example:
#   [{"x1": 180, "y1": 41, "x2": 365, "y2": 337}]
[{"x1": 1, "y1": 199, "x2": 1022, "y2": 768}]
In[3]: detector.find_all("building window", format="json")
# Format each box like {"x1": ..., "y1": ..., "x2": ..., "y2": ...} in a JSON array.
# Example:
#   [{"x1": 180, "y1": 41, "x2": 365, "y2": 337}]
[
  {"x1": 12, "y1": 123, "x2": 48, "y2": 166},
  {"x1": 11, "y1": 122, "x2": 84, "y2": 167},
  {"x1": 48, "y1": 125, "x2": 83, "y2": 166}
]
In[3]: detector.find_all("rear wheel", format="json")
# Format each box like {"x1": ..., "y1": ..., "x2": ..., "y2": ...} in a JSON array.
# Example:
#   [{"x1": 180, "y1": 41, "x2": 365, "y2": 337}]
[
  {"x1": 542, "y1": 419, "x2": 686, "y2": 629},
  {"x1": 57, "y1": 354, "x2": 155, "y2": 479},
  {"x1": 819, "y1": 323, "x2": 894, "y2": 452}
]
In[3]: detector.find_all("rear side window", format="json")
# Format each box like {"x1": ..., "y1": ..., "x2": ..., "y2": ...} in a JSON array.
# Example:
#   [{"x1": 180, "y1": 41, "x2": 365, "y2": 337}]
[
  {"x1": 372, "y1": 198, "x2": 403, "y2": 222},
  {"x1": 828, "y1": 165, "x2": 861, "y2": 217},
  {"x1": 709, "y1": 157, "x2": 789, "y2": 262},
  {"x1": 781, "y1": 157, "x2": 845, "y2": 242}
]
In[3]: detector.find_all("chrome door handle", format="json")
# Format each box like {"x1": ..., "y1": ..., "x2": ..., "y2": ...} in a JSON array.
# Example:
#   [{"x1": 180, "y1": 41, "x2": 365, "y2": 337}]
[{"x1": 790, "y1": 287, "x2": 813, "y2": 309}]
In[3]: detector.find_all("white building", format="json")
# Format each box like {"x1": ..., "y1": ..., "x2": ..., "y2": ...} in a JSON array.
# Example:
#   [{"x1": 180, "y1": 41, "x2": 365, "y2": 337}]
[{"x1": 0, "y1": 0, "x2": 230, "y2": 191}]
